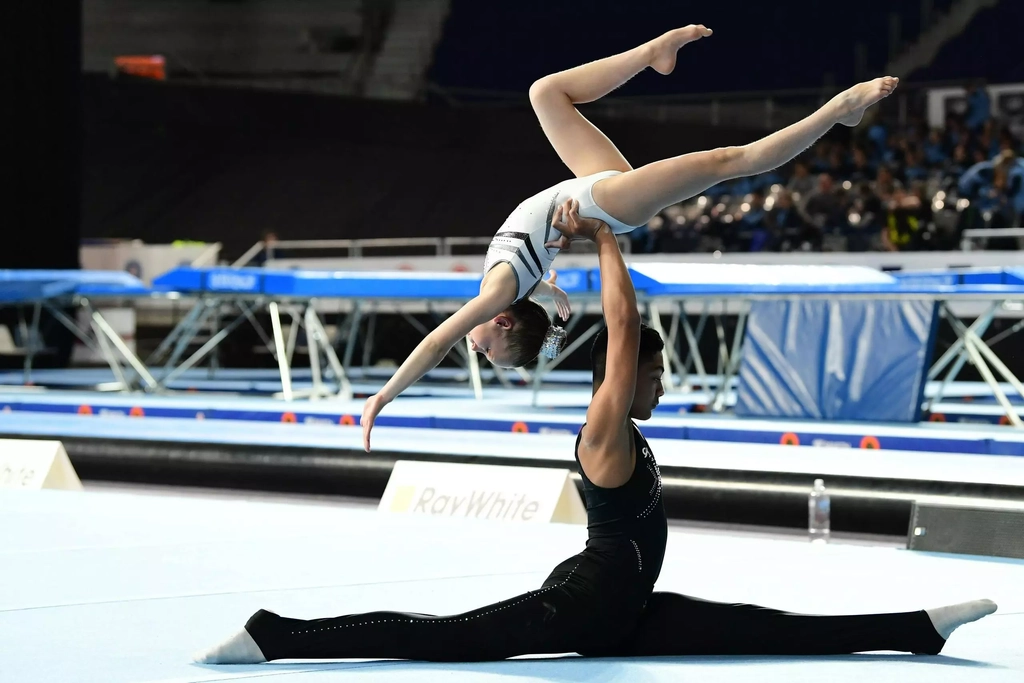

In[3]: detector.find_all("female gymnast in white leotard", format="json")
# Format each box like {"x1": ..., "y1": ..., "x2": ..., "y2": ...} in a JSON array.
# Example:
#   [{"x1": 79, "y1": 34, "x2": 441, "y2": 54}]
[{"x1": 361, "y1": 23, "x2": 899, "y2": 452}]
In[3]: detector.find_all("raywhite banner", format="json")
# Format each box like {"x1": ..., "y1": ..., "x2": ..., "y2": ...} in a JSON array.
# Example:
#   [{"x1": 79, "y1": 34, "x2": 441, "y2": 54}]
[
  {"x1": 0, "y1": 439, "x2": 82, "y2": 491},
  {"x1": 379, "y1": 460, "x2": 586, "y2": 525}
]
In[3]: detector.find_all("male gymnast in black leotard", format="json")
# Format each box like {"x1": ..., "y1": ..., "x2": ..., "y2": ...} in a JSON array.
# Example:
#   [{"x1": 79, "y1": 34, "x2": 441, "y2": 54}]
[{"x1": 198, "y1": 203, "x2": 996, "y2": 664}]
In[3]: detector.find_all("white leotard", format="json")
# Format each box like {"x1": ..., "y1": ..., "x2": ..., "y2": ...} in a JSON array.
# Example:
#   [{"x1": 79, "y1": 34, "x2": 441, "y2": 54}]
[{"x1": 483, "y1": 170, "x2": 641, "y2": 303}]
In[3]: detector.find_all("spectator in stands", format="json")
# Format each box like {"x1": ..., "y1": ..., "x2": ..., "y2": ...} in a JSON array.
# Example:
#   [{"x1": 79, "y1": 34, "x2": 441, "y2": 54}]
[
  {"x1": 800, "y1": 174, "x2": 845, "y2": 249},
  {"x1": 847, "y1": 182, "x2": 884, "y2": 252},
  {"x1": 978, "y1": 120, "x2": 1001, "y2": 159},
  {"x1": 945, "y1": 114, "x2": 967, "y2": 149},
  {"x1": 947, "y1": 143, "x2": 971, "y2": 178},
  {"x1": 982, "y1": 159, "x2": 1021, "y2": 223},
  {"x1": 882, "y1": 134, "x2": 906, "y2": 168},
  {"x1": 810, "y1": 143, "x2": 833, "y2": 174},
  {"x1": 924, "y1": 129, "x2": 949, "y2": 166},
  {"x1": 882, "y1": 186, "x2": 930, "y2": 251},
  {"x1": 735, "y1": 190, "x2": 771, "y2": 252},
  {"x1": 848, "y1": 146, "x2": 875, "y2": 183},
  {"x1": 873, "y1": 165, "x2": 900, "y2": 201},
  {"x1": 903, "y1": 147, "x2": 929, "y2": 182},
  {"x1": 828, "y1": 146, "x2": 850, "y2": 177},
  {"x1": 965, "y1": 81, "x2": 991, "y2": 132},
  {"x1": 766, "y1": 189, "x2": 810, "y2": 251},
  {"x1": 786, "y1": 160, "x2": 815, "y2": 198},
  {"x1": 252, "y1": 230, "x2": 279, "y2": 267},
  {"x1": 999, "y1": 129, "x2": 1020, "y2": 156},
  {"x1": 866, "y1": 121, "x2": 888, "y2": 161},
  {"x1": 959, "y1": 154, "x2": 1000, "y2": 200}
]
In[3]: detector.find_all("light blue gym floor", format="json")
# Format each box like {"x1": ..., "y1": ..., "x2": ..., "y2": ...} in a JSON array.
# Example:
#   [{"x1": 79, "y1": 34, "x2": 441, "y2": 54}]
[{"x1": 2, "y1": 487, "x2": 1022, "y2": 683}]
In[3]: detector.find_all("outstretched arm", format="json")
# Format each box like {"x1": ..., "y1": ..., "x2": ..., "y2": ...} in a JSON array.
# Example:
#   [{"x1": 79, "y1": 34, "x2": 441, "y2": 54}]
[
  {"x1": 361, "y1": 273, "x2": 516, "y2": 451},
  {"x1": 577, "y1": 225, "x2": 641, "y2": 488}
]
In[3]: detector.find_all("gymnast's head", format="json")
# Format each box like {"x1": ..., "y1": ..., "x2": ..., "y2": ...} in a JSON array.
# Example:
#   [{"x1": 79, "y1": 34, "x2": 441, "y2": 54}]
[
  {"x1": 467, "y1": 298, "x2": 566, "y2": 369},
  {"x1": 591, "y1": 324, "x2": 665, "y2": 420}
]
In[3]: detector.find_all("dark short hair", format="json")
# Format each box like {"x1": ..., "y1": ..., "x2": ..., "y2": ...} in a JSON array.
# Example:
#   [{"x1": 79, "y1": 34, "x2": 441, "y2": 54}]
[
  {"x1": 505, "y1": 298, "x2": 551, "y2": 367},
  {"x1": 591, "y1": 324, "x2": 665, "y2": 384}
]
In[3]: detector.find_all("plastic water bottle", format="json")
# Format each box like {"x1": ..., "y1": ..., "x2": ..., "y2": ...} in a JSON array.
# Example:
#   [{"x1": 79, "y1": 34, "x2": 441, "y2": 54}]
[{"x1": 808, "y1": 478, "x2": 831, "y2": 544}]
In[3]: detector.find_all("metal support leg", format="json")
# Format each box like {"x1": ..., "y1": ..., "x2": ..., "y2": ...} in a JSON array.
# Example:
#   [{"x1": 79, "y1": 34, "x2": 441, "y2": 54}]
[
  {"x1": 160, "y1": 306, "x2": 254, "y2": 389},
  {"x1": 210, "y1": 302, "x2": 224, "y2": 376},
  {"x1": 362, "y1": 309, "x2": 378, "y2": 369},
  {"x1": 342, "y1": 302, "x2": 364, "y2": 370},
  {"x1": 146, "y1": 301, "x2": 206, "y2": 366},
  {"x1": 238, "y1": 302, "x2": 275, "y2": 354},
  {"x1": 284, "y1": 306, "x2": 301, "y2": 368},
  {"x1": 42, "y1": 303, "x2": 103, "y2": 356},
  {"x1": 682, "y1": 304, "x2": 710, "y2": 383},
  {"x1": 680, "y1": 311, "x2": 710, "y2": 397},
  {"x1": 465, "y1": 336, "x2": 483, "y2": 400},
  {"x1": 714, "y1": 309, "x2": 730, "y2": 380},
  {"x1": 711, "y1": 309, "x2": 748, "y2": 412},
  {"x1": 489, "y1": 364, "x2": 516, "y2": 389},
  {"x1": 958, "y1": 332, "x2": 1023, "y2": 427},
  {"x1": 22, "y1": 302, "x2": 42, "y2": 384},
  {"x1": 90, "y1": 317, "x2": 130, "y2": 391},
  {"x1": 319, "y1": 328, "x2": 351, "y2": 401},
  {"x1": 947, "y1": 315, "x2": 1024, "y2": 427},
  {"x1": 927, "y1": 302, "x2": 998, "y2": 380},
  {"x1": 269, "y1": 302, "x2": 293, "y2": 402},
  {"x1": 665, "y1": 304, "x2": 686, "y2": 387},
  {"x1": 88, "y1": 304, "x2": 159, "y2": 391},
  {"x1": 645, "y1": 302, "x2": 678, "y2": 393},
  {"x1": 306, "y1": 311, "x2": 324, "y2": 402},
  {"x1": 927, "y1": 302, "x2": 998, "y2": 409},
  {"x1": 163, "y1": 305, "x2": 215, "y2": 373},
  {"x1": 43, "y1": 301, "x2": 129, "y2": 392},
  {"x1": 304, "y1": 306, "x2": 352, "y2": 400}
]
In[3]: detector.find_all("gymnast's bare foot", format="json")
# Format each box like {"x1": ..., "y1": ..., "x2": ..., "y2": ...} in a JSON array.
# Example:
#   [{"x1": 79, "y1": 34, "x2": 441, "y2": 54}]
[
  {"x1": 649, "y1": 25, "x2": 713, "y2": 75},
  {"x1": 835, "y1": 76, "x2": 900, "y2": 127}
]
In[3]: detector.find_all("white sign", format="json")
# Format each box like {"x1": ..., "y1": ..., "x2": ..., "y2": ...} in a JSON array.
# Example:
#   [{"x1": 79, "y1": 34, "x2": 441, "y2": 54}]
[
  {"x1": 0, "y1": 439, "x2": 82, "y2": 491},
  {"x1": 927, "y1": 83, "x2": 1024, "y2": 136},
  {"x1": 379, "y1": 460, "x2": 586, "y2": 525}
]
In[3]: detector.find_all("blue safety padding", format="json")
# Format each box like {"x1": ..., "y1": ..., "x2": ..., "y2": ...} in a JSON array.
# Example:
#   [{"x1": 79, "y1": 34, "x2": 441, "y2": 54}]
[
  {"x1": 152, "y1": 267, "x2": 266, "y2": 294},
  {"x1": 0, "y1": 270, "x2": 140, "y2": 284},
  {"x1": 154, "y1": 267, "x2": 486, "y2": 299},
  {"x1": 1001, "y1": 268, "x2": 1024, "y2": 286},
  {"x1": 892, "y1": 267, "x2": 1024, "y2": 287},
  {"x1": 0, "y1": 281, "x2": 74, "y2": 302},
  {"x1": 203, "y1": 268, "x2": 265, "y2": 294},
  {"x1": 0, "y1": 270, "x2": 147, "y2": 302},
  {"x1": 959, "y1": 268, "x2": 1010, "y2": 285},
  {"x1": 546, "y1": 268, "x2": 590, "y2": 294},
  {"x1": 74, "y1": 283, "x2": 151, "y2": 296},
  {"x1": 890, "y1": 270, "x2": 959, "y2": 286},
  {"x1": 142, "y1": 264, "x2": 1024, "y2": 299},
  {"x1": 263, "y1": 270, "x2": 483, "y2": 299},
  {"x1": 152, "y1": 267, "x2": 206, "y2": 292},
  {"x1": 590, "y1": 266, "x2": 662, "y2": 294},
  {"x1": 735, "y1": 299, "x2": 938, "y2": 423}
]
